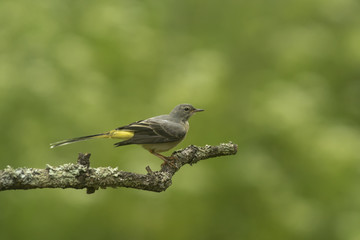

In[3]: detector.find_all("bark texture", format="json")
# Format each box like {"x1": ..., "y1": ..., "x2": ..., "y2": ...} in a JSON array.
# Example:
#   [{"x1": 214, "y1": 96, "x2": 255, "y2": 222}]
[{"x1": 0, "y1": 142, "x2": 237, "y2": 193}]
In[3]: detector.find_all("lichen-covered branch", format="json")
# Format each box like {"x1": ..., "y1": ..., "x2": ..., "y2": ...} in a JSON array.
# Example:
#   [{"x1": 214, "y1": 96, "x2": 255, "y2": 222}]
[{"x1": 0, "y1": 142, "x2": 237, "y2": 193}]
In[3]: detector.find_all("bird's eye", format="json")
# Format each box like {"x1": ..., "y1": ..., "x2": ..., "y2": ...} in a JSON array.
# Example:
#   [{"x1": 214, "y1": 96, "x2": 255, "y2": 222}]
[{"x1": 184, "y1": 107, "x2": 190, "y2": 111}]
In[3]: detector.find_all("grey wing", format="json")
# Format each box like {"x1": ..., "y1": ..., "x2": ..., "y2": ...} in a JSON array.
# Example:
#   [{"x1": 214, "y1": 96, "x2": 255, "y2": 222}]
[{"x1": 114, "y1": 119, "x2": 186, "y2": 146}]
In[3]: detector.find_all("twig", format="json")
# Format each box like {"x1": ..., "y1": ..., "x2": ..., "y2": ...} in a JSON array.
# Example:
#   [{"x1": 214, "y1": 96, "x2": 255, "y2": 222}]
[{"x1": 0, "y1": 142, "x2": 237, "y2": 193}]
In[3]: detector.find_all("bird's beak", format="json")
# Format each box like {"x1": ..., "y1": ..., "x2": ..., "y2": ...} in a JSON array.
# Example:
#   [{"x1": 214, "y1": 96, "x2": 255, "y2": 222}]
[{"x1": 193, "y1": 108, "x2": 204, "y2": 113}]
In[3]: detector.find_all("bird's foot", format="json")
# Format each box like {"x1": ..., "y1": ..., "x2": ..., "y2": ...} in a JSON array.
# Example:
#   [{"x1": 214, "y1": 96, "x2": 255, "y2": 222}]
[
  {"x1": 150, "y1": 151, "x2": 177, "y2": 168},
  {"x1": 160, "y1": 156, "x2": 177, "y2": 168}
]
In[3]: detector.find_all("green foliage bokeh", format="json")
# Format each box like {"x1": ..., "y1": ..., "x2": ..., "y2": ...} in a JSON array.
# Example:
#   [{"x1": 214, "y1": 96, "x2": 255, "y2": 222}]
[{"x1": 1, "y1": 0, "x2": 360, "y2": 240}]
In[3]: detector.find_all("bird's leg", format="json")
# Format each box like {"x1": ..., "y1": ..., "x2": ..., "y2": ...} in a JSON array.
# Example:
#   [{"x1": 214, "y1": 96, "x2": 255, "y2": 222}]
[{"x1": 149, "y1": 150, "x2": 177, "y2": 168}]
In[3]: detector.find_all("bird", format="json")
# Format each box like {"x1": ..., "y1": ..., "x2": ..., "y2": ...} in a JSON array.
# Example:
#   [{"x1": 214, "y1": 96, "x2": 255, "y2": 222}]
[{"x1": 50, "y1": 104, "x2": 204, "y2": 165}]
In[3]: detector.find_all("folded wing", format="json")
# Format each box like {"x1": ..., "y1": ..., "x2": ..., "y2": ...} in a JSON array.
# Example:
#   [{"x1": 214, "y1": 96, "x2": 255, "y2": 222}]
[{"x1": 114, "y1": 119, "x2": 186, "y2": 146}]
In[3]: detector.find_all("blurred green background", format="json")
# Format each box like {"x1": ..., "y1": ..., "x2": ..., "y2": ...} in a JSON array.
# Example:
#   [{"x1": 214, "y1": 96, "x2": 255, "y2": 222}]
[{"x1": 1, "y1": 0, "x2": 360, "y2": 239}]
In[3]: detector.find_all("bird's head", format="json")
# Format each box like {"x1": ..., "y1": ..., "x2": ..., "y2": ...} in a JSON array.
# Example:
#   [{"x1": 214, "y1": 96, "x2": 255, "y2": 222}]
[{"x1": 170, "y1": 104, "x2": 204, "y2": 121}]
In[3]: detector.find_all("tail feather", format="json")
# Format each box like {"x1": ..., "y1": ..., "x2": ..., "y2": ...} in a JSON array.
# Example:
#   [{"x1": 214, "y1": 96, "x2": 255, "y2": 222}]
[
  {"x1": 50, "y1": 133, "x2": 106, "y2": 148},
  {"x1": 50, "y1": 130, "x2": 134, "y2": 148}
]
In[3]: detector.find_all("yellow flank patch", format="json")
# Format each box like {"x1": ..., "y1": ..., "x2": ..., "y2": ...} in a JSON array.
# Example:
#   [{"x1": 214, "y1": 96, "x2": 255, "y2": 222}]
[{"x1": 108, "y1": 130, "x2": 134, "y2": 140}]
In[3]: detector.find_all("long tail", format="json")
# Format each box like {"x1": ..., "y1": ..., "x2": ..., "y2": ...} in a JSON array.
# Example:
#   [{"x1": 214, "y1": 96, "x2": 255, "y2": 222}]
[{"x1": 50, "y1": 130, "x2": 134, "y2": 148}]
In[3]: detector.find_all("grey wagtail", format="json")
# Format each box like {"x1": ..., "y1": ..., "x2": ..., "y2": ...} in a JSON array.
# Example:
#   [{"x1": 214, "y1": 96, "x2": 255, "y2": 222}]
[{"x1": 50, "y1": 104, "x2": 204, "y2": 164}]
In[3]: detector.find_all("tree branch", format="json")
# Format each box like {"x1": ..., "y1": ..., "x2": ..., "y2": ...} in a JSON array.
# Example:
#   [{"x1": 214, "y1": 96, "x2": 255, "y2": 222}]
[{"x1": 0, "y1": 142, "x2": 237, "y2": 193}]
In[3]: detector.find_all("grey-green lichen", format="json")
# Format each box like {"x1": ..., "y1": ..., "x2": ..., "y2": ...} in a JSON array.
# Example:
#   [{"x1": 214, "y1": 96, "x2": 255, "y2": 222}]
[{"x1": 0, "y1": 142, "x2": 237, "y2": 193}]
